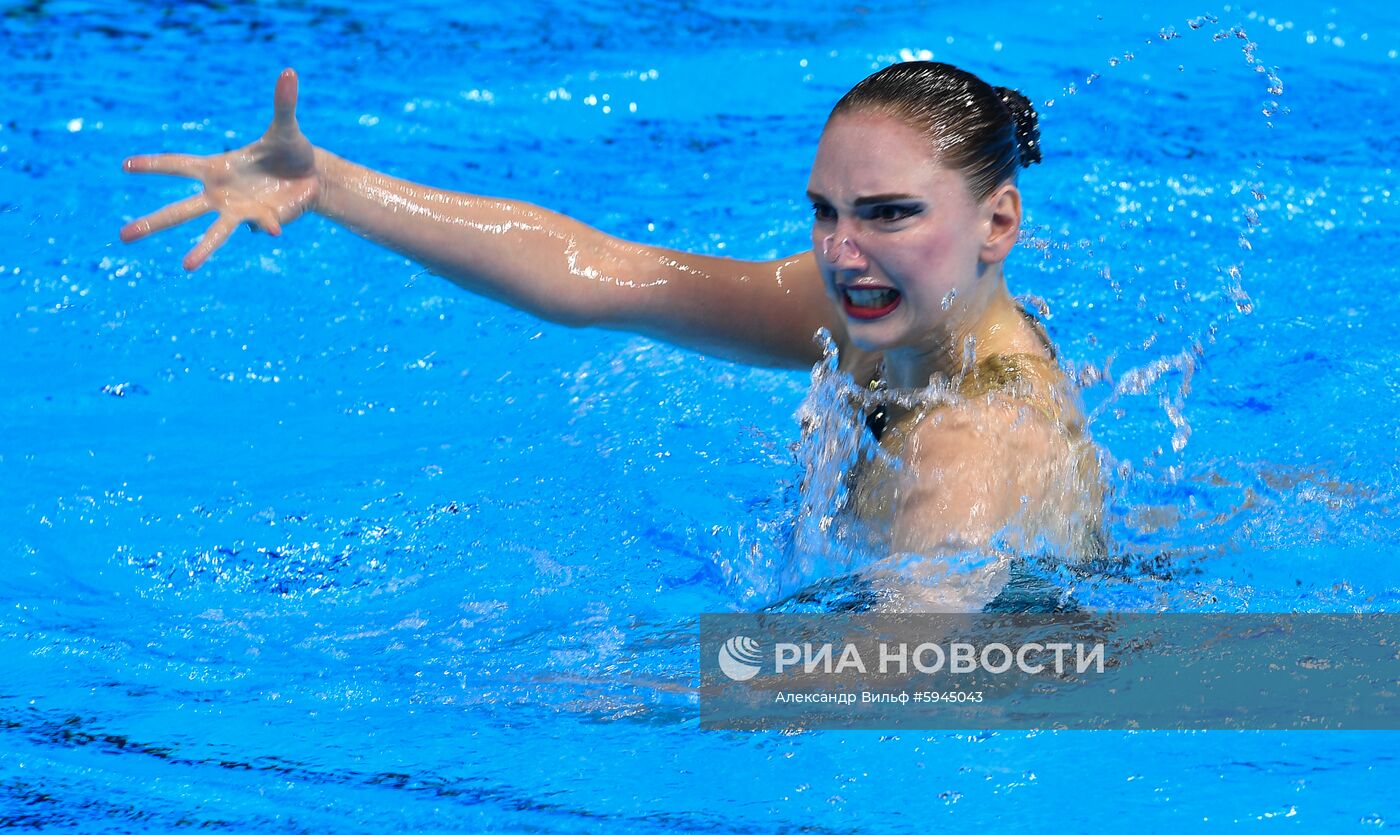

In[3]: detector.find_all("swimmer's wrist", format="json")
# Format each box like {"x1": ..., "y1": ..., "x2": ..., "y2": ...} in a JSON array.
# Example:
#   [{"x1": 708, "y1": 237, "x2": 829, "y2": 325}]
[{"x1": 310, "y1": 148, "x2": 340, "y2": 215}]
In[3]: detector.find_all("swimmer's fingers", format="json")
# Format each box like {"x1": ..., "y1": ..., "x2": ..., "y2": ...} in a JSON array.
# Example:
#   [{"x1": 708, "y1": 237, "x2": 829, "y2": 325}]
[
  {"x1": 247, "y1": 204, "x2": 283, "y2": 237},
  {"x1": 267, "y1": 68, "x2": 300, "y2": 139},
  {"x1": 122, "y1": 154, "x2": 208, "y2": 178},
  {"x1": 182, "y1": 214, "x2": 240, "y2": 272},
  {"x1": 120, "y1": 194, "x2": 211, "y2": 243}
]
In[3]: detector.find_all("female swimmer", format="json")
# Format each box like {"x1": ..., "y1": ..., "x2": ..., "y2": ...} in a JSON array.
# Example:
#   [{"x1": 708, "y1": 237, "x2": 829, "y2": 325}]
[{"x1": 119, "y1": 63, "x2": 1102, "y2": 610}]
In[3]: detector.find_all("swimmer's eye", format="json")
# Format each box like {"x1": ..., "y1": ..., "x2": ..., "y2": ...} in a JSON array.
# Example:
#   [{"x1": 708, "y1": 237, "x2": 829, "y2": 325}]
[
  {"x1": 867, "y1": 204, "x2": 922, "y2": 223},
  {"x1": 811, "y1": 202, "x2": 837, "y2": 223}
]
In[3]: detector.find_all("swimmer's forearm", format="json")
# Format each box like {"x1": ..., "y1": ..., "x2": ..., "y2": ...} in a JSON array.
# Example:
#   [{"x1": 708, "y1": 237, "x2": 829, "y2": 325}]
[
  {"x1": 311, "y1": 150, "x2": 832, "y2": 366},
  {"x1": 312, "y1": 149, "x2": 643, "y2": 327}
]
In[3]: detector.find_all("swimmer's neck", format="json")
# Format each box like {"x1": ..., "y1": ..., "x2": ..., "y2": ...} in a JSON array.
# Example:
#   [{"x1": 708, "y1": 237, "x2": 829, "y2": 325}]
[{"x1": 880, "y1": 279, "x2": 1046, "y2": 388}]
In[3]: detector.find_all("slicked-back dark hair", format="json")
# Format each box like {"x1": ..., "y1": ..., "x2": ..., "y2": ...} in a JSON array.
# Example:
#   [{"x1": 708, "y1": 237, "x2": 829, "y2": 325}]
[{"x1": 830, "y1": 61, "x2": 1041, "y2": 201}]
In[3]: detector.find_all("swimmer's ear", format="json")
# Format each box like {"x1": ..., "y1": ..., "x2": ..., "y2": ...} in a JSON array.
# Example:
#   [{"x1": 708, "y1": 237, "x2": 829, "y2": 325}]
[{"x1": 979, "y1": 183, "x2": 1021, "y2": 264}]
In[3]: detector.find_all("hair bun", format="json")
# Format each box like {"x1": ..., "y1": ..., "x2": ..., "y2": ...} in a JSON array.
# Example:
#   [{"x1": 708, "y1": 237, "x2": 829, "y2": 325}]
[{"x1": 994, "y1": 86, "x2": 1042, "y2": 167}]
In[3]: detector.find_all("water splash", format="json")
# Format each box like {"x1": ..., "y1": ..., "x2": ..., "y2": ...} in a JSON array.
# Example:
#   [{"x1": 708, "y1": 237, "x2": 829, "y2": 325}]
[
  {"x1": 781, "y1": 331, "x2": 887, "y2": 595},
  {"x1": 767, "y1": 331, "x2": 1108, "y2": 611},
  {"x1": 1031, "y1": 14, "x2": 1285, "y2": 466}
]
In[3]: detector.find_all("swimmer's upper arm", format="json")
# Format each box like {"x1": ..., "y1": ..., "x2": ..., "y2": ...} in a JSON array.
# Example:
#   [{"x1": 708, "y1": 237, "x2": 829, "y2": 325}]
[
  {"x1": 312, "y1": 154, "x2": 838, "y2": 369},
  {"x1": 601, "y1": 247, "x2": 839, "y2": 369},
  {"x1": 888, "y1": 402, "x2": 1060, "y2": 554}
]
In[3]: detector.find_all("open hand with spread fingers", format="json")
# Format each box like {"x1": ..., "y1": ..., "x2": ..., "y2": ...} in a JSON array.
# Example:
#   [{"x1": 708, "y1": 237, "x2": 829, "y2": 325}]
[{"x1": 120, "y1": 68, "x2": 319, "y2": 271}]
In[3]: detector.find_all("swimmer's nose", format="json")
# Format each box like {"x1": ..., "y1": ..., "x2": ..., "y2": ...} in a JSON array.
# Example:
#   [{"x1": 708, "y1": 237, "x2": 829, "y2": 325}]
[{"x1": 821, "y1": 234, "x2": 866, "y2": 267}]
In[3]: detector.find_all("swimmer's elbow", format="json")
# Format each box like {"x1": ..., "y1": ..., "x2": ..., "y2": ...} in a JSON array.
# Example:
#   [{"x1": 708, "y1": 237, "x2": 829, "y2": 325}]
[
  {"x1": 543, "y1": 249, "x2": 672, "y2": 330},
  {"x1": 537, "y1": 299, "x2": 610, "y2": 330}
]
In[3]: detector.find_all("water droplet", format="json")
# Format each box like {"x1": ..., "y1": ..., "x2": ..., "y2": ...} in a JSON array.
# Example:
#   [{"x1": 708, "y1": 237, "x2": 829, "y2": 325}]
[
  {"x1": 1228, "y1": 284, "x2": 1254, "y2": 315},
  {"x1": 941, "y1": 290, "x2": 957, "y2": 310}
]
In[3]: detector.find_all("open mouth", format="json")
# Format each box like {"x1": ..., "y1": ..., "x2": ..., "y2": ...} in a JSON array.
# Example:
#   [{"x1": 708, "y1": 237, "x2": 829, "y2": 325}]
[{"x1": 841, "y1": 286, "x2": 902, "y2": 320}]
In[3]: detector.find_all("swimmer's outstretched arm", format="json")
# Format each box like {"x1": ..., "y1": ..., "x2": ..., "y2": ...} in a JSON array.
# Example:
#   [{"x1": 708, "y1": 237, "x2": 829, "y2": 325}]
[{"x1": 120, "y1": 69, "x2": 837, "y2": 369}]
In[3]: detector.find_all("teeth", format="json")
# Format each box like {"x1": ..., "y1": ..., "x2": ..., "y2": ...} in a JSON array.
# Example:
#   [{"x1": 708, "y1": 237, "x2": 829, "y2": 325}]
[{"x1": 845, "y1": 288, "x2": 899, "y2": 309}]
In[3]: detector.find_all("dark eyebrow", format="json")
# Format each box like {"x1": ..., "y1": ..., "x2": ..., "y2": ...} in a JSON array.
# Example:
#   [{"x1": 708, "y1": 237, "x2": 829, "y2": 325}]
[
  {"x1": 805, "y1": 191, "x2": 921, "y2": 206},
  {"x1": 853, "y1": 193, "x2": 921, "y2": 206}
]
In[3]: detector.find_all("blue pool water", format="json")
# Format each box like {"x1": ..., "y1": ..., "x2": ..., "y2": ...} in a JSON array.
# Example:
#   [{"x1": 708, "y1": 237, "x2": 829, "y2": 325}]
[{"x1": 4, "y1": 0, "x2": 1400, "y2": 829}]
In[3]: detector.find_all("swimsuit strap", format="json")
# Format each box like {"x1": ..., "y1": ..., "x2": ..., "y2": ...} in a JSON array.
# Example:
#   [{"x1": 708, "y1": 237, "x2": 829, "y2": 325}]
[
  {"x1": 864, "y1": 369, "x2": 890, "y2": 441},
  {"x1": 1015, "y1": 300, "x2": 1057, "y2": 361}
]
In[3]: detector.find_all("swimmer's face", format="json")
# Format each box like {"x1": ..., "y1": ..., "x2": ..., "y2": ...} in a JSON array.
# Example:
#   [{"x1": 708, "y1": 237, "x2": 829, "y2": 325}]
[{"x1": 806, "y1": 111, "x2": 1018, "y2": 352}]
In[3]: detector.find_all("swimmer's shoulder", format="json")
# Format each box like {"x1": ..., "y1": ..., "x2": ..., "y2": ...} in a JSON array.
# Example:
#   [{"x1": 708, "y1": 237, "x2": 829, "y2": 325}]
[
  {"x1": 874, "y1": 396, "x2": 1053, "y2": 552},
  {"x1": 962, "y1": 351, "x2": 1086, "y2": 437},
  {"x1": 908, "y1": 377, "x2": 1068, "y2": 462},
  {"x1": 881, "y1": 354, "x2": 1086, "y2": 498}
]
